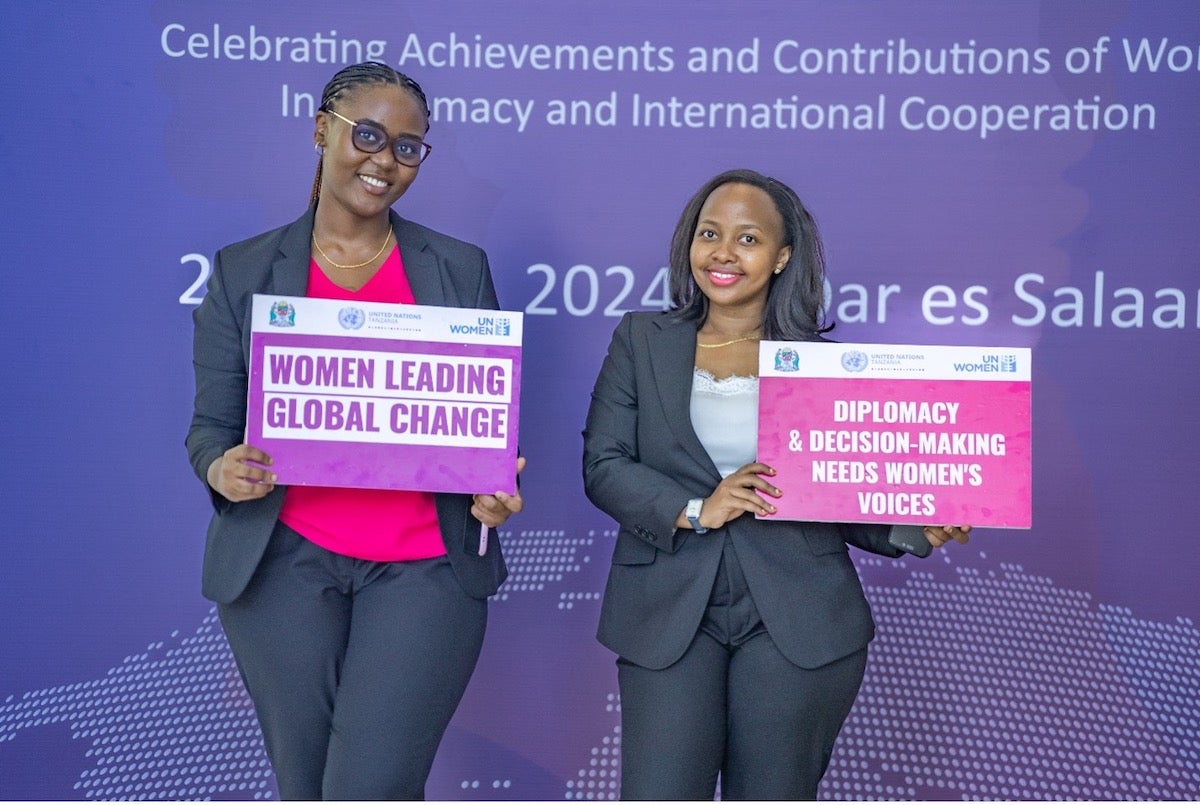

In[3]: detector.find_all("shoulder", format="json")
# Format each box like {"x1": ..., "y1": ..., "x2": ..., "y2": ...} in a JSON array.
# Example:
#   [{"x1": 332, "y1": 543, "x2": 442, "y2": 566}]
[
  {"x1": 217, "y1": 216, "x2": 302, "y2": 263},
  {"x1": 205, "y1": 209, "x2": 313, "y2": 300},
  {"x1": 394, "y1": 216, "x2": 485, "y2": 260},
  {"x1": 616, "y1": 310, "x2": 697, "y2": 347},
  {"x1": 602, "y1": 311, "x2": 693, "y2": 359},
  {"x1": 621, "y1": 310, "x2": 688, "y2": 334}
]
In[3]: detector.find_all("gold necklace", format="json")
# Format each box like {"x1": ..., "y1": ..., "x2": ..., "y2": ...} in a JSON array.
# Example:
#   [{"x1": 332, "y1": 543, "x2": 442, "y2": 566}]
[
  {"x1": 696, "y1": 334, "x2": 761, "y2": 349},
  {"x1": 311, "y1": 228, "x2": 393, "y2": 269}
]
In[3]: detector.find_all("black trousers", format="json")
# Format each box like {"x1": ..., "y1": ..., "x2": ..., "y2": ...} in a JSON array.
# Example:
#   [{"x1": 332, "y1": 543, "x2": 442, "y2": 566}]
[
  {"x1": 616, "y1": 537, "x2": 867, "y2": 800},
  {"x1": 218, "y1": 521, "x2": 487, "y2": 800}
]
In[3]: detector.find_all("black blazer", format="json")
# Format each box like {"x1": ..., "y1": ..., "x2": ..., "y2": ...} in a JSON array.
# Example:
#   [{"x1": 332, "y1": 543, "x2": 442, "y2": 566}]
[
  {"x1": 187, "y1": 206, "x2": 507, "y2": 604},
  {"x1": 583, "y1": 311, "x2": 906, "y2": 670}
]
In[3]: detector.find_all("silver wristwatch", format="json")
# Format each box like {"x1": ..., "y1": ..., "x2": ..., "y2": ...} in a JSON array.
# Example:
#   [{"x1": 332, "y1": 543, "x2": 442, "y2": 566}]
[{"x1": 685, "y1": 498, "x2": 708, "y2": 534}]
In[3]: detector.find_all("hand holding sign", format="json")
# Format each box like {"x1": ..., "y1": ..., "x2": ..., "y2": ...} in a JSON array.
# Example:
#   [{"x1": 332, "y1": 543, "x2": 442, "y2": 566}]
[
  {"x1": 925, "y1": 524, "x2": 971, "y2": 548},
  {"x1": 684, "y1": 462, "x2": 782, "y2": 532},
  {"x1": 472, "y1": 456, "x2": 527, "y2": 528},
  {"x1": 208, "y1": 444, "x2": 277, "y2": 502},
  {"x1": 888, "y1": 523, "x2": 972, "y2": 556}
]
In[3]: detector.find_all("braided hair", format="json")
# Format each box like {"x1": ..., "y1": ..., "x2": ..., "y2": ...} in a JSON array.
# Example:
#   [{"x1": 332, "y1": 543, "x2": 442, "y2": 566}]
[{"x1": 309, "y1": 62, "x2": 431, "y2": 206}]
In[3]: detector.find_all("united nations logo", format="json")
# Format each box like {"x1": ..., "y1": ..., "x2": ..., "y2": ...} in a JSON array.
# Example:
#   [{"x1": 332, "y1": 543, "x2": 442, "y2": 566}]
[
  {"x1": 269, "y1": 301, "x2": 295, "y2": 327},
  {"x1": 774, "y1": 348, "x2": 799, "y2": 372},
  {"x1": 338, "y1": 306, "x2": 366, "y2": 330},
  {"x1": 841, "y1": 350, "x2": 868, "y2": 372}
]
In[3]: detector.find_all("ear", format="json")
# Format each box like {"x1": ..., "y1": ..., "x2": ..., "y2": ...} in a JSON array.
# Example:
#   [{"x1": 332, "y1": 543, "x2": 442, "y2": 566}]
[
  {"x1": 313, "y1": 112, "x2": 329, "y2": 148},
  {"x1": 775, "y1": 245, "x2": 792, "y2": 271}
]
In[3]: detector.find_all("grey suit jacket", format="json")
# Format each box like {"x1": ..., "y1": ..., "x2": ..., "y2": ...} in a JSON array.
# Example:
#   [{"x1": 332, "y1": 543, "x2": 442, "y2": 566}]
[
  {"x1": 583, "y1": 311, "x2": 905, "y2": 670},
  {"x1": 187, "y1": 206, "x2": 507, "y2": 604}
]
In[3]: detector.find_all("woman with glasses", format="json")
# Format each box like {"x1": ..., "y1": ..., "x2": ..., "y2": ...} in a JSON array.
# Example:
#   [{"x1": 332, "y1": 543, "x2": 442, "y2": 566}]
[
  {"x1": 187, "y1": 61, "x2": 524, "y2": 800},
  {"x1": 583, "y1": 169, "x2": 969, "y2": 800}
]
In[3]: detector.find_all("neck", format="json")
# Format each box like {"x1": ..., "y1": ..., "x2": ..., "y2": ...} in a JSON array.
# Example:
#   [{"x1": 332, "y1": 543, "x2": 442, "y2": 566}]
[
  {"x1": 313, "y1": 204, "x2": 392, "y2": 243},
  {"x1": 701, "y1": 307, "x2": 764, "y2": 339}
]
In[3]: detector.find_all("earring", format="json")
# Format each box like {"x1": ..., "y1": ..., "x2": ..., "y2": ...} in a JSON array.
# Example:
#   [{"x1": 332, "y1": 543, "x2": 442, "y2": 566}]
[
  {"x1": 773, "y1": 268, "x2": 783, "y2": 275},
  {"x1": 314, "y1": 143, "x2": 324, "y2": 156}
]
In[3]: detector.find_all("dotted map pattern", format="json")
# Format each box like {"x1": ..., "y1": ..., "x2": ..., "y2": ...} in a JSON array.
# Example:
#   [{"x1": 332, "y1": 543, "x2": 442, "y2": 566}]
[{"x1": 2, "y1": 530, "x2": 1197, "y2": 801}]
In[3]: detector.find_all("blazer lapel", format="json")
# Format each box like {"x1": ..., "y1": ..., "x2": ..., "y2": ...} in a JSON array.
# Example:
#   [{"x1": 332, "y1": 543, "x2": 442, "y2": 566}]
[
  {"x1": 270, "y1": 206, "x2": 315, "y2": 298},
  {"x1": 392, "y1": 213, "x2": 449, "y2": 306},
  {"x1": 240, "y1": 207, "x2": 313, "y2": 364},
  {"x1": 647, "y1": 316, "x2": 723, "y2": 482}
]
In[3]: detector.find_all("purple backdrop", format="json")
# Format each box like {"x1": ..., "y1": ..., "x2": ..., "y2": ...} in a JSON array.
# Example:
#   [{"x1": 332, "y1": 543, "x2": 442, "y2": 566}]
[{"x1": 2, "y1": 1, "x2": 1197, "y2": 799}]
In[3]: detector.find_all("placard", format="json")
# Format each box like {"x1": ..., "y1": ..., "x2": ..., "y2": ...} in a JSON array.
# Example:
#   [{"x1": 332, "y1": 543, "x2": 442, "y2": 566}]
[
  {"x1": 758, "y1": 342, "x2": 1031, "y2": 528},
  {"x1": 246, "y1": 295, "x2": 522, "y2": 495}
]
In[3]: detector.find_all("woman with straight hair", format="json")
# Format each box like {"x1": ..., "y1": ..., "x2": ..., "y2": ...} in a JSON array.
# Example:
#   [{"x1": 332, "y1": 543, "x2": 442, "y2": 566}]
[{"x1": 583, "y1": 168, "x2": 969, "y2": 800}]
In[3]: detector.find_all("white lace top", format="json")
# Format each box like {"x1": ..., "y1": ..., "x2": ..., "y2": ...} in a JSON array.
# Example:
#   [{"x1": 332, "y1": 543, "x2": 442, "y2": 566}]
[{"x1": 690, "y1": 368, "x2": 758, "y2": 479}]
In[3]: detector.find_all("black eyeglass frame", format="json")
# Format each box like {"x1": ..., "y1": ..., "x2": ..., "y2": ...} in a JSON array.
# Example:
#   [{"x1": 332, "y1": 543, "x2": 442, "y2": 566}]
[{"x1": 324, "y1": 108, "x2": 432, "y2": 167}]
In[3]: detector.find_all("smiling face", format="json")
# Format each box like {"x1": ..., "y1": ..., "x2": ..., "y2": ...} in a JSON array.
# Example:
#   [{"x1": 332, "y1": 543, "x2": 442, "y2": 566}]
[
  {"x1": 689, "y1": 182, "x2": 792, "y2": 317},
  {"x1": 314, "y1": 83, "x2": 428, "y2": 221}
]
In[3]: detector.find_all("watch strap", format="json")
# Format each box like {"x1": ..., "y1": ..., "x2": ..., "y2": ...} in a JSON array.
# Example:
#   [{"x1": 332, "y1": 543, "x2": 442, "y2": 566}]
[{"x1": 685, "y1": 498, "x2": 708, "y2": 534}]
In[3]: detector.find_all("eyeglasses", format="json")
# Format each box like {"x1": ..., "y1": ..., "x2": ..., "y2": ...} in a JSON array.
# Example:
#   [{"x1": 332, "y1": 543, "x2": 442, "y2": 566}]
[{"x1": 324, "y1": 108, "x2": 432, "y2": 167}]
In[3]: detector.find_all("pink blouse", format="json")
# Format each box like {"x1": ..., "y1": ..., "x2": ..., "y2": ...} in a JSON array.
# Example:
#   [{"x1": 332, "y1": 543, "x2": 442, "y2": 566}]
[{"x1": 277, "y1": 244, "x2": 447, "y2": 562}]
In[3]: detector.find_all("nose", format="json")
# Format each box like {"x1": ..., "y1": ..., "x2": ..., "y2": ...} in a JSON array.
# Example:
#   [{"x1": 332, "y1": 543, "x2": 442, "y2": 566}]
[
  {"x1": 369, "y1": 146, "x2": 398, "y2": 168},
  {"x1": 710, "y1": 236, "x2": 736, "y2": 264}
]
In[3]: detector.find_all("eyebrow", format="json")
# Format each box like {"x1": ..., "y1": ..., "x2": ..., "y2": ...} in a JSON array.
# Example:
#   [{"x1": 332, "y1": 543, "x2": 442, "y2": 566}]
[
  {"x1": 697, "y1": 218, "x2": 765, "y2": 232},
  {"x1": 349, "y1": 115, "x2": 422, "y2": 140}
]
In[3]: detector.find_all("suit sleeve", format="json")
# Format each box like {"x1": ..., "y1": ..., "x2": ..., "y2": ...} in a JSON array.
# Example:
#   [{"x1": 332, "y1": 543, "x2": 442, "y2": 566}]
[
  {"x1": 582, "y1": 314, "x2": 697, "y2": 554},
  {"x1": 186, "y1": 248, "x2": 248, "y2": 511}
]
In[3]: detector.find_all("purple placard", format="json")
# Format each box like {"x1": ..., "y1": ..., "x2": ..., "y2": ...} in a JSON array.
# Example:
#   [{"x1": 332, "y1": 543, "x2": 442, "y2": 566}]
[{"x1": 246, "y1": 296, "x2": 522, "y2": 495}]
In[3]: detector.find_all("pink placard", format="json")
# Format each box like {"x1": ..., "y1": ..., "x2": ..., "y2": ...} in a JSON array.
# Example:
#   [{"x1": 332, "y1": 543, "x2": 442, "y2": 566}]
[{"x1": 757, "y1": 342, "x2": 1031, "y2": 528}]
